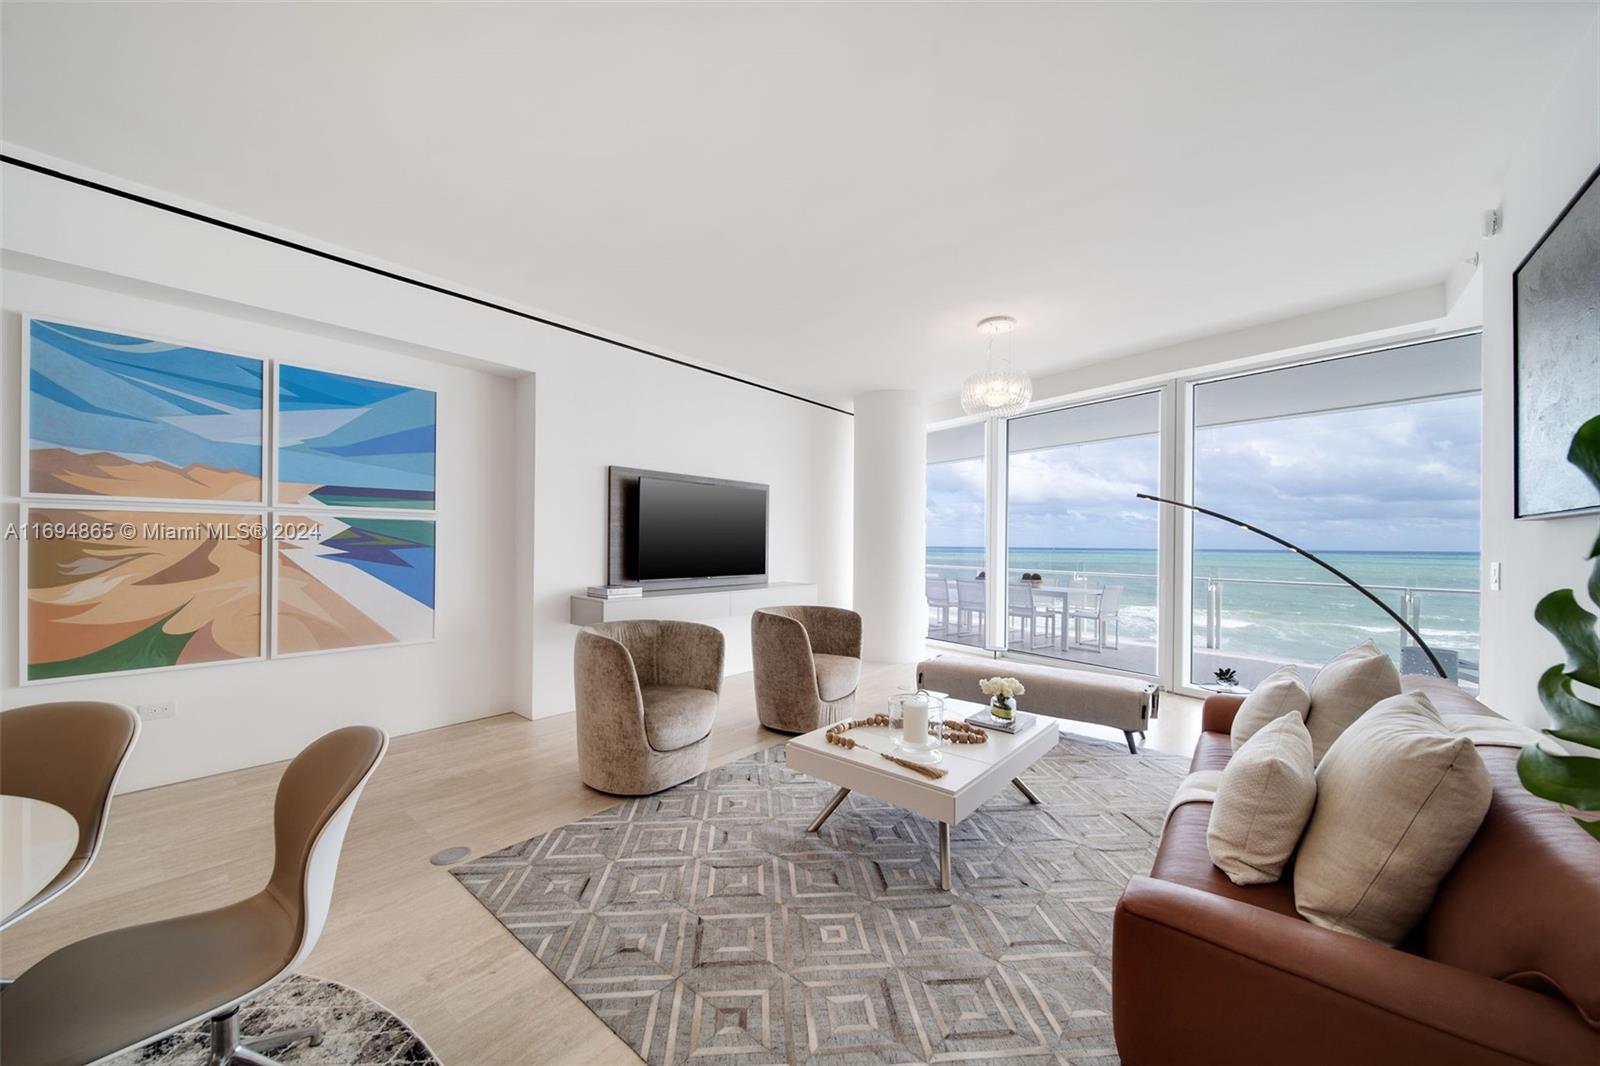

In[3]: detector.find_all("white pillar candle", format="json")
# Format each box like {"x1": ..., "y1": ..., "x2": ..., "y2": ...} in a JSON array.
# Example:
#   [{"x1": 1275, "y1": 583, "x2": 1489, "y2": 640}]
[{"x1": 903, "y1": 695, "x2": 931, "y2": 743}]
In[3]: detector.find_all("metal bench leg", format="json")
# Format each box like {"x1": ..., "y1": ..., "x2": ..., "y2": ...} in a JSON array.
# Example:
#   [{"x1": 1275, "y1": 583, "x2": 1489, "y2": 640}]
[
  {"x1": 1124, "y1": 730, "x2": 1140, "y2": 754},
  {"x1": 807, "y1": 787, "x2": 851, "y2": 832},
  {"x1": 1013, "y1": 777, "x2": 1041, "y2": 804}
]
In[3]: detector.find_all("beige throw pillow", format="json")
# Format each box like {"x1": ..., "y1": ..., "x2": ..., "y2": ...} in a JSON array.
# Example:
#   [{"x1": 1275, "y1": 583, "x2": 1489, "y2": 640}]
[
  {"x1": 1230, "y1": 665, "x2": 1311, "y2": 751},
  {"x1": 1208, "y1": 711, "x2": 1316, "y2": 885},
  {"x1": 1306, "y1": 640, "x2": 1400, "y2": 762},
  {"x1": 1294, "y1": 691, "x2": 1491, "y2": 944}
]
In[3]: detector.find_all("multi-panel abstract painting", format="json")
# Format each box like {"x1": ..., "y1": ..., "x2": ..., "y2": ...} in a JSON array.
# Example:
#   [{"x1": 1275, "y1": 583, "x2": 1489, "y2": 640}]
[
  {"x1": 275, "y1": 513, "x2": 437, "y2": 656},
  {"x1": 27, "y1": 319, "x2": 267, "y2": 502},
  {"x1": 22, "y1": 317, "x2": 438, "y2": 682},
  {"x1": 277, "y1": 364, "x2": 437, "y2": 510}
]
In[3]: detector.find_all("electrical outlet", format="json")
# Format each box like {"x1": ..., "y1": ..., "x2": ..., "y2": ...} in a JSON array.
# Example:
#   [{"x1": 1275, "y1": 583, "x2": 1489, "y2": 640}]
[{"x1": 137, "y1": 701, "x2": 175, "y2": 721}]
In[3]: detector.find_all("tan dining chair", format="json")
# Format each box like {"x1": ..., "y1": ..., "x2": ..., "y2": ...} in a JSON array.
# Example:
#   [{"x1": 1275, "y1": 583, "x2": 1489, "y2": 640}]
[
  {"x1": 0, "y1": 701, "x2": 140, "y2": 931},
  {"x1": 0, "y1": 725, "x2": 388, "y2": 1066}
]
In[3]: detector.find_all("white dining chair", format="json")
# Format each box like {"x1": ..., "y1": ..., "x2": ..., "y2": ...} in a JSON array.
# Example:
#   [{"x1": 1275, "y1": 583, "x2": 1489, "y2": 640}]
[
  {"x1": 926, "y1": 576, "x2": 954, "y2": 636},
  {"x1": 1068, "y1": 584, "x2": 1123, "y2": 652},
  {"x1": 955, "y1": 579, "x2": 986, "y2": 642},
  {"x1": 1067, "y1": 584, "x2": 1105, "y2": 651},
  {"x1": 1007, "y1": 583, "x2": 1057, "y2": 649}
]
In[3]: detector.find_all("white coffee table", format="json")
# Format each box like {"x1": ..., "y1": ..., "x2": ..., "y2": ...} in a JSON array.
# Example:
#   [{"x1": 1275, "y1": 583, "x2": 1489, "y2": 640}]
[{"x1": 786, "y1": 698, "x2": 1059, "y2": 891}]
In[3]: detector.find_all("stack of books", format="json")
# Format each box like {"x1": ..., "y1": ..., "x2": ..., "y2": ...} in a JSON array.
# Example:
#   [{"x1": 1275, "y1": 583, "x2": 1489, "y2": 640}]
[
  {"x1": 586, "y1": 585, "x2": 643, "y2": 599},
  {"x1": 965, "y1": 708, "x2": 1030, "y2": 734}
]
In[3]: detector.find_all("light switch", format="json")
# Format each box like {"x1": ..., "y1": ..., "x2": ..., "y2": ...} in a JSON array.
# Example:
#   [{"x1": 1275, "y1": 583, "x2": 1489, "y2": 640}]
[{"x1": 1490, "y1": 561, "x2": 1501, "y2": 591}]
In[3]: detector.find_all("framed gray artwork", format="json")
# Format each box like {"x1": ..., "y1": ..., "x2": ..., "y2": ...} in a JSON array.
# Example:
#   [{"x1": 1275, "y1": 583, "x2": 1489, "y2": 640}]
[{"x1": 1514, "y1": 163, "x2": 1600, "y2": 519}]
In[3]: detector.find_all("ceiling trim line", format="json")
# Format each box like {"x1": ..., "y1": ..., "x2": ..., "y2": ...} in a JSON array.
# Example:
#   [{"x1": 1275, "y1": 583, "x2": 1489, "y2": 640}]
[{"x1": 0, "y1": 153, "x2": 853, "y2": 418}]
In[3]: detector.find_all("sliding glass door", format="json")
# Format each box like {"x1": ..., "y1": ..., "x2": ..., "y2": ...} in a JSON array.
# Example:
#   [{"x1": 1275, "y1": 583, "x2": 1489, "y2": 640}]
[
  {"x1": 1005, "y1": 392, "x2": 1161, "y2": 674},
  {"x1": 1187, "y1": 335, "x2": 1482, "y2": 690}
]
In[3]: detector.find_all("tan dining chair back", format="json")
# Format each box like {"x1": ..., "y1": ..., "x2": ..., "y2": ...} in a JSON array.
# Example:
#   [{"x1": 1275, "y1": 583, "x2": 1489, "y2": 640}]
[
  {"x1": 0, "y1": 701, "x2": 139, "y2": 931},
  {"x1": 0, "y1": 725, "x2": 387, "y2": 1066}
]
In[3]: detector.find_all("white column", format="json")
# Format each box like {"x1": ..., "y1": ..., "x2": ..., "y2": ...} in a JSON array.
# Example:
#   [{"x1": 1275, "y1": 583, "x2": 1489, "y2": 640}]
[{"x1": 853, "y1": 390, "x2": 927, "y2": 663}]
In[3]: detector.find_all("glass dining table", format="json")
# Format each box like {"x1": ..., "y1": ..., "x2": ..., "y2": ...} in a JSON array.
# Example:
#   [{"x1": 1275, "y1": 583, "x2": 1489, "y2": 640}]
[{"x1": 1, "y1": 795, "x2": 79, "y2": 928}]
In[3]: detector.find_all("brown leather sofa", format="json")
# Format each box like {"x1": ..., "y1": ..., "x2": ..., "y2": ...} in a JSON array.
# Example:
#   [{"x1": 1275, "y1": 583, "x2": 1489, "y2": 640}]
[{"x1": 1112, "y1": 677, "x2": 1600, "y2": 1065}]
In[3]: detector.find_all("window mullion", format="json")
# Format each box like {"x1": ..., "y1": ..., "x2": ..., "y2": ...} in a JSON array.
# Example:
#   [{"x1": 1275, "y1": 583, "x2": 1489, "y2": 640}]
[{"x1": 985, "y1": 416, "x2": 1008, "y2": 654}]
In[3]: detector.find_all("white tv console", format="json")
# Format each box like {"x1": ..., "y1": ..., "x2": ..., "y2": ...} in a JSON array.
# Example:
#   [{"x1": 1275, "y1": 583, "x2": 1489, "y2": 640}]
[
  {"x1": 570, "y1": 582, "x2": 820, "y2": 676},
  {"x1": 568, "y1": 581, "x2": 819, "y2": 626}
]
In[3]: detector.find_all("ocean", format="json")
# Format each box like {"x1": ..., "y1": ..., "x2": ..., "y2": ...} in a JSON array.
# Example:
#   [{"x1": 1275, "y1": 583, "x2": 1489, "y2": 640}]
[{"x1": 926, "y1": 546, "x2": 1480, "y2": 675}]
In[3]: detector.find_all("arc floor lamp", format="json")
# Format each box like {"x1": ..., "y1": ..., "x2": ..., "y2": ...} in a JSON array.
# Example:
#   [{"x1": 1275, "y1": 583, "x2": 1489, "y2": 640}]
[{"x1": 1137, "y1": 493, "x2": 1449, "y2": 679}]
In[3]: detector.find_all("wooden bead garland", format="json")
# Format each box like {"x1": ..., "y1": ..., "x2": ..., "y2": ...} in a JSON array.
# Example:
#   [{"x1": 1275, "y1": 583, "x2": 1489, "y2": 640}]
[
  {"x1": 940, "y1": 719, "x2": 988, "y2": 744},
  {"x1": 824, "y1": 713, "x2": 988, "y2": 747},
  {"x1": 824, "y1": 714, "x2": 888, "y2": 749},
  {"x1": 823, "y1": 713, "x2": 963, "y2": 779}
]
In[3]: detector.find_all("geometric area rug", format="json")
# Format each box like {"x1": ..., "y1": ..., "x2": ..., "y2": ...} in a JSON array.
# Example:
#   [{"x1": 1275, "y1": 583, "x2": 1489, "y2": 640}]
[{"x1": 452, "y1": 733, "x2": 1188, "y2": 1065}]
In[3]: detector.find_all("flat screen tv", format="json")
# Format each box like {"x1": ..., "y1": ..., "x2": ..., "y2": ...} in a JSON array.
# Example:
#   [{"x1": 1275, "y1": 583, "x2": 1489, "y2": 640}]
[{"x1": 635, "y1": 476, "x2": 767, "y2": 581}]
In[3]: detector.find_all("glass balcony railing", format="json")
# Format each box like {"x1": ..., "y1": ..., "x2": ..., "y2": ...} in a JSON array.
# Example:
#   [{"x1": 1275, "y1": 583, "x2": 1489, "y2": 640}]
[
  {"x1": 1188, "y1": 575, "x2": 1478, "y2": 690},
  {"x1": 925, "y1": 565, "x2": 1480, "y2": 690}
]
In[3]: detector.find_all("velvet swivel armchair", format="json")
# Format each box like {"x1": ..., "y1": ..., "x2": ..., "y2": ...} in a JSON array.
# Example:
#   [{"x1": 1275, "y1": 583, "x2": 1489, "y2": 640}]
[
  {"x1": 574, "y1": 620, "x2": 725, "y2": 795},
  {"x1": 751, "y1": 605, "x2": 863, "y2": 733}
]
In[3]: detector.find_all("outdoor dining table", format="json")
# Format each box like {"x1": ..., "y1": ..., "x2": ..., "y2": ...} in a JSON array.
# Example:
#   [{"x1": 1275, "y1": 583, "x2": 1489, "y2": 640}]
[{"x1": 1027, "y1": 584, "x2": 1104, "y2": 650}]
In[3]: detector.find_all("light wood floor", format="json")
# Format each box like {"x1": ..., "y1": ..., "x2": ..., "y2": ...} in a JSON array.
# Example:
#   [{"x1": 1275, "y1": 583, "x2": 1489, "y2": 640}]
[{"x1": 0, "y1": 661, "x2": 1199, "y2": 1066}]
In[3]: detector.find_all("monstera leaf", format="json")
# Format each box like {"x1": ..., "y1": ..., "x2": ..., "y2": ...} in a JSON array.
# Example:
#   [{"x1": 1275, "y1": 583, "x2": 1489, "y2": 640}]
[{"x1": 1519, "y1": 414, "x2": 1600, "y2": 841}]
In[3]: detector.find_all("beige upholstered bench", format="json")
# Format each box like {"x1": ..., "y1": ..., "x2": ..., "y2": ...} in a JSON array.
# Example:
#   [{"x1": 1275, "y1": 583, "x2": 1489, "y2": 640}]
[{"x1": 916, "y1": 654, "x2": 1159, "y2": 753}]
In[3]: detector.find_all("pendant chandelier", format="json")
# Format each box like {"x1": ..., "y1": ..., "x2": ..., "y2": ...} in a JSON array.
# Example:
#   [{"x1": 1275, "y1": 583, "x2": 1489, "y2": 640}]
[{"x1": 960, "y1": 315, "x2": 1032, "y2": 417}]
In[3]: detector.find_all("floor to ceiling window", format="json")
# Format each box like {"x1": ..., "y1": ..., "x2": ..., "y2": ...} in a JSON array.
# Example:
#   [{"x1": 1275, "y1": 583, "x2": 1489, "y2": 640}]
[
  {"x1": 925, "y1": 424, "x2": 986, "y2": 645},
  {"x1": 923, "y1": 331, "x2": 1482, "y2": 693},
  {"x1": 1188, "y1": 334, "x2": 1481, "y2": 690},
  {"x1": 1005, "y1": 392, "x2": 1161, "y2": 674}
]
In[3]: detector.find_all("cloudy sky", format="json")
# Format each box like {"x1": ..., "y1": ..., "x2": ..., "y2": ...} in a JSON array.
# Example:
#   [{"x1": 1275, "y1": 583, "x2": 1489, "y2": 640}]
[{"x1": 926, "y1": 394, "x2": 1481, "y2": 552}]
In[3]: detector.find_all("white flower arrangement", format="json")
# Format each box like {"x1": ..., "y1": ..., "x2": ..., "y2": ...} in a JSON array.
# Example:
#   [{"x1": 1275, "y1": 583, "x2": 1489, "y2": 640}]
[{"x1": 978, "y1": 676, "x2": 1026, "y2": 700}]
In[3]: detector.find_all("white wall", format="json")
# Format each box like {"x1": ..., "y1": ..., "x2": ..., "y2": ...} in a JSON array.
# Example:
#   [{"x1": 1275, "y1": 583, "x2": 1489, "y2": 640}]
[
  {"x1": 525, "y1": 332, "x2": 853, "y2": 707},
  {"x1": 0, "y1": 267, "x2": 520, "y2": 791},
  {"x1": 1479, "y1": 14, "x2": 1600, "y2": 725},
  {"x1": 0, "y1": 157, "x2": 854, "y2": 789}
]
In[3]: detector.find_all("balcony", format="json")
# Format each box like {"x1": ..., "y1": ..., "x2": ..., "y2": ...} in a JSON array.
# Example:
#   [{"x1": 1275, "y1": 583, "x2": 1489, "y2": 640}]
[{"x1": 926, "y1": 566, "x2": 1479, "y2": 690}]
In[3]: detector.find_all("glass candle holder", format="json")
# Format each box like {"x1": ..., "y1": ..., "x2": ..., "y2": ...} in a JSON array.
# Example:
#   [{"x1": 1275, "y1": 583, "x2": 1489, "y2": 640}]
[
  {"x1": 893, "y1": 692, "x2": 946, "y2": 755},
  {"x1": 894, "y1": 693, "x2": 931, "y2": 745},
  {"x1": 887, "y1": 692, "x2": 907, "y2": 731}
]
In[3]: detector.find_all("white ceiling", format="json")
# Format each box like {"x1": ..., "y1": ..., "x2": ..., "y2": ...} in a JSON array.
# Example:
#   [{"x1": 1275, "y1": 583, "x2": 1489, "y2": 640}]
[{"x1": 3, "y1": 2, "x2": 1595, "y2": 407}]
